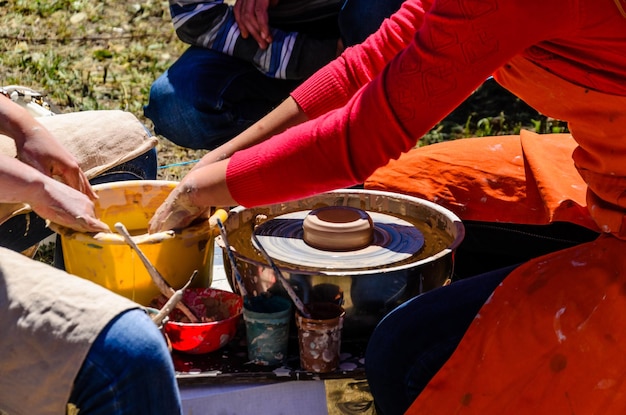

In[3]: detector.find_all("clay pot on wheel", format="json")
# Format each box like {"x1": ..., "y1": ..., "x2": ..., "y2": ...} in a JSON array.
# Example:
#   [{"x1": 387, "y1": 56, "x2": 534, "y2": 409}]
[{"x1": 217, "y1": 189, "x2": 464, "y2": 337}]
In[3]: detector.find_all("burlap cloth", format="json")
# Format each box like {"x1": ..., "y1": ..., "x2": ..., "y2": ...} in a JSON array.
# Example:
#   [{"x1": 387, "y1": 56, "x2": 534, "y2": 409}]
[
  {"x1": 0, "y1": 110, "x2": 158, "y2": 225},
  {"x1": 0, "y1": 246, "x2": 139, "y2": 415},
  {"x1": 0, "y1": 109, "x2": 153, "y2": 414}
]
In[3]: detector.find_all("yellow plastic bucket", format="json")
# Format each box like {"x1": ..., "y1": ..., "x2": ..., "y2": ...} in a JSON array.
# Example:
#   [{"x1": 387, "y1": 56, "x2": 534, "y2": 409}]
[{"x1": 59, "y1": 180, "x2": 215, "y2": 306}]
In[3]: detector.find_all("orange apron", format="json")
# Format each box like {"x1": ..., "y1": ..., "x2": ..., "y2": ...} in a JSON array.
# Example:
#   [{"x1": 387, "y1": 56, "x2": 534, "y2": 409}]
[
  {"x1": 408, "y1": 235, "x2": 626, "y2": 413},
  {"x1": 365, "y1": 56, "x2": 626, "y2": 413}
]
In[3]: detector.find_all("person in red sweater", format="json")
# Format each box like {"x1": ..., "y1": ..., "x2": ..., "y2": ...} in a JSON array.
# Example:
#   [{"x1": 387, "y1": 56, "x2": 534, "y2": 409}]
[{"x1": 150, "y1": 0, "x2": 626, "y2": 413}]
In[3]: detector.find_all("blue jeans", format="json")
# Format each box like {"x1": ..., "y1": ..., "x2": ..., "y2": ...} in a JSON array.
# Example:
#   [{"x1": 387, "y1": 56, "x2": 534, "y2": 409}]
[
  {"x1": 144, "y1": 0, "x2": 405, "y2": 149},
  {"x1": 365, "y1": 266, "x2": 516, "y2": 415},
  {"x1": 0, "y1": 148, "x2": 157, "y2": 254},
  {"x1": 69, "y1": 309, "x2": 182, "y2": 414}
]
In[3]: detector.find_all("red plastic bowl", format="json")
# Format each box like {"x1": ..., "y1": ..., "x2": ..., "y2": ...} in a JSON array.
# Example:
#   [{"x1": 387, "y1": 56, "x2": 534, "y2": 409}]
[{"x1": 158, "y1": 288, "x2": 243, "y2": 354}]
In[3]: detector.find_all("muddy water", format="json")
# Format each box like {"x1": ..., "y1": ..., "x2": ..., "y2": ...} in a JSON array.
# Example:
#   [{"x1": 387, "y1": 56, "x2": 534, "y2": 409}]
[
  {"x1": 243, "y1": 296, "x2": 292, "y2": 366},
  {"x1": 225, "y1": 209, "x2": 453, "y2": 272}
]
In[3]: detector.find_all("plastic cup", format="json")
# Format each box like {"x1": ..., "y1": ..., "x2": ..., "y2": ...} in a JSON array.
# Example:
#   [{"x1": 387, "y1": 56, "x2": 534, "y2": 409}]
[
  {"x1": 296, "y1": 303, "x2": 345, "y2": 373},
  {"x1": 243, "y1": 295, "x2": 292, "y2": 366}
]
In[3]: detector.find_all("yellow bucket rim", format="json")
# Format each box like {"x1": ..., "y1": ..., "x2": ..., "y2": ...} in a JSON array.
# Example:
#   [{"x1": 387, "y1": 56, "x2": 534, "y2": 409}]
[{"x1": 53, "y1": 180, "x2": 215, "y2": 245}]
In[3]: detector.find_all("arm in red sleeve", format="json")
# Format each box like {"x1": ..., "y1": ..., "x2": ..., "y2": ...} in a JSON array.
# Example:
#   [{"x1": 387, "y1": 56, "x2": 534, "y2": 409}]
[
  {"x1": 291, "y1": 0, "x2": 431, "y2": 119},
  {"x1": 227, "y1": 0, "x2": 577, "y2": 208}
]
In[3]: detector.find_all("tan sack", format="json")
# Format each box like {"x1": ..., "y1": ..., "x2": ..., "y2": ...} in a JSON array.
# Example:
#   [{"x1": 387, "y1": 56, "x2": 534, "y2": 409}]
[{"x1": 0, "y1": 110, "x2": 158, "y2": 225}]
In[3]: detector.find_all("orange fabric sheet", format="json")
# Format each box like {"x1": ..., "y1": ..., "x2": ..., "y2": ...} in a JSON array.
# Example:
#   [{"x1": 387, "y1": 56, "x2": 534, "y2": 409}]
[{"x1": 365, "y1": 131, "x2": 598, "y2": 231}]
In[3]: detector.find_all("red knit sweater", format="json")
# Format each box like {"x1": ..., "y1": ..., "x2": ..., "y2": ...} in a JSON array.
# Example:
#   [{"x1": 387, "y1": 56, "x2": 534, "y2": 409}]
[{"x1": 226, "y1": 0, "x2": 626, "y2": 217}]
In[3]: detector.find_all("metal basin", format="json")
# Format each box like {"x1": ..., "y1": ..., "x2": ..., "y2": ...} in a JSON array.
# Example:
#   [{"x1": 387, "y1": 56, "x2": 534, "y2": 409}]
[{"x1": 218, "y1": 189, "x2": 464, "y2": 337}]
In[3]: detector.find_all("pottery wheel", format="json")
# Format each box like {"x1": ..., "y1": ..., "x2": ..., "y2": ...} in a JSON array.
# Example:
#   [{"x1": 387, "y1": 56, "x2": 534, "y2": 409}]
[{"x1": 252, "y1": 210, "x2": 425, "y2": 270}]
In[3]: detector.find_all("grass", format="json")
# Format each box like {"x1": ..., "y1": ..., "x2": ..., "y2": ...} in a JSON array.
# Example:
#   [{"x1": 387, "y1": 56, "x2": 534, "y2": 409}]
[
  {"x1": 1, "y1": 0, "x2": 203, "y2": 180},
  {"x1": 2, "y1": 0, "x2": 566, "y2": 153},
  {"x1": 2, "y1": 1, "x2": 171, "y2": 114}
]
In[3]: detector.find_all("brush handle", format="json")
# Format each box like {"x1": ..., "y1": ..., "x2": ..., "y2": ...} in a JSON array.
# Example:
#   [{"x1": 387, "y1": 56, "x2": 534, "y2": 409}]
[
  {"x1": 216, "y1": 218, "x2": 249, "y2": 300},
  {"x1": 151, "y1": 271, "x2": 197, "y2": 326},
  {"x1": 251, "y1": 231, "x2": 311, "y2": 318}
]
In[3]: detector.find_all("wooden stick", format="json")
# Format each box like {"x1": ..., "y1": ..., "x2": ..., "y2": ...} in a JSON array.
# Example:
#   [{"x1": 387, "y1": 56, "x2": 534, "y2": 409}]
[
  {"x1": 151, "y1": 271, "x2": 197, "y2": 326},
  {"x1": 216, "y1": 218, "x2": 249, "y2": 302},
  {"x1": 251, "y1": 230, "x2": 311, "y2": 318},
  {"x1": 114, "y1": 222, "x2": 200, "y2": 323}
]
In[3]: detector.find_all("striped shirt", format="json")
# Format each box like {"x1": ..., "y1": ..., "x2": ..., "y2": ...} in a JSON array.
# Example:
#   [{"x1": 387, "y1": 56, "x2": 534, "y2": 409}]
[{"x1": 169, "y1": 0, "x2": 342, "y2": 80}]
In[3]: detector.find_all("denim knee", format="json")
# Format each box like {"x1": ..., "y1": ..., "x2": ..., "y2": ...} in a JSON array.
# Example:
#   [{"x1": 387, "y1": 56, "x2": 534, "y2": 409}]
[
  {"x1": 144, "y1": 74, "x2": 181, "y2": 141},
  {"x1": 145, "y1": 68, "x2": 244, "y2": 149},
  {"x1": 145, "y1": 46, "x2": 299, "y2": 149},
  {"x1": 69, "y1": 309, "x2": 181, "y2": 415},
  {"x1": 89, "y1": 147, "x2": 157, "y2": 184}
]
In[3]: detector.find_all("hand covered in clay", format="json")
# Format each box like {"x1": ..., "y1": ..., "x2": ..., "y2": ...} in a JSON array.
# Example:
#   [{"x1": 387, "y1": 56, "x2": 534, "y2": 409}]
[
  {"x1": 148, "y1": 181, "x2": 209, "y2": 233},
  {"x1": 28, "y1": 171, "x2": 110, "y2": 233},
  {"x1": 149, "y1": 159, "x2": 234, "y2": 233},
  {"x1": 16, "y1": 121, "x2": 96, "y2": 199},
  {"x1": 0, "y1": 95, "x2": 105, "y2": 232},
  {"x1": 0, "y1": 155, "x2": 109, "y2": 233}
]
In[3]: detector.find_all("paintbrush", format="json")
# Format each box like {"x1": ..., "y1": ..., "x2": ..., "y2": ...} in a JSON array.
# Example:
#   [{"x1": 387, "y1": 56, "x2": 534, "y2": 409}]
[
  {"x1": 251, "y1": 230, "x2": 311, "y2": 318},
  {"x1": 216, "y1": 218, "x2": 250, "y2": 307}
]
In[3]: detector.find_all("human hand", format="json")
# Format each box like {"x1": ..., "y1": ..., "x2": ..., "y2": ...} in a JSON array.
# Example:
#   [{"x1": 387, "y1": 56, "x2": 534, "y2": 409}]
[
  {"x1": 148, "y1": 179, "x2": 209, "y2": 233},
  {"x1": 233, "y1": 0, "x2": 279, "y2": 49},
  {"x1": 28, "y1": 175, "x2": 110, "y2": 233},
  {"x1": 16, "y1": 124, "x2": 97, "y2": 200},
  {"x1": 149, "y1": 160, "x2": 233, "y2": 233}
]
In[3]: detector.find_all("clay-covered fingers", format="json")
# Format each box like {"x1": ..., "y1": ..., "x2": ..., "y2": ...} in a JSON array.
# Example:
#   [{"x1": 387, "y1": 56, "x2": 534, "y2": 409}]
[
  {"x1": 30, "y1": 179, "x2": 109, "y2": 233},
  {"x1": 148, "y1": 186, "x2": 207, "y2": 233},
  {"x1": 51, "y1": 163, "x2": 97, "y2": 200},
  {"x1": 17, "y1": 127, "x2": 98, "y2": 200}
]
